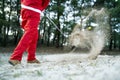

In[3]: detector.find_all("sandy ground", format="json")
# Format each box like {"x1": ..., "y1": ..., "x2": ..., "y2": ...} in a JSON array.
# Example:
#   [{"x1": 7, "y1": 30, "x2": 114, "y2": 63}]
[{"x1": 0, "y1": 50, "x2": 120, "y2": 80}]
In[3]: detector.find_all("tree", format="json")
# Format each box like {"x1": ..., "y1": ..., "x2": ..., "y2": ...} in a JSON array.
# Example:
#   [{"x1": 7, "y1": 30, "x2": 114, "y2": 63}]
[
  {"x1": 0, "y1": 0, "x2": 21, "y2": 47},
  {"x1": 0, "y1": 0, "x2": 120, "y2": 50}
]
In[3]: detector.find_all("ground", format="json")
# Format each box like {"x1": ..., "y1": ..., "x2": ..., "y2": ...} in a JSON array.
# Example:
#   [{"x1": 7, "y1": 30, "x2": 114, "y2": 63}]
[{"x1": 0, "y1": 47, "x2": 120, "y2": 80}]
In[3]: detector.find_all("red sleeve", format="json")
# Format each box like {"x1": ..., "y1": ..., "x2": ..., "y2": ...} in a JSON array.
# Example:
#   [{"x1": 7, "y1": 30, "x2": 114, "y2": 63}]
[{"x1": 41, "y1": 0, "x2": 50, "y2": 11}]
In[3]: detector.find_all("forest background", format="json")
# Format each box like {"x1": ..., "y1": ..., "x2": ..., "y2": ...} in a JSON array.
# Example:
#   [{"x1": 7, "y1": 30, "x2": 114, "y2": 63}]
[{"x1": 0, "y1": 0, "x2": 120, "y2": 51}]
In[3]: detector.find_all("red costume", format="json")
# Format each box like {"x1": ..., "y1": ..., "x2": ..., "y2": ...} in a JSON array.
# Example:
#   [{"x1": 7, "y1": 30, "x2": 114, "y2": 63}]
[{"x1": 10, "y1": 0, "x2": 50, "y2": 62}]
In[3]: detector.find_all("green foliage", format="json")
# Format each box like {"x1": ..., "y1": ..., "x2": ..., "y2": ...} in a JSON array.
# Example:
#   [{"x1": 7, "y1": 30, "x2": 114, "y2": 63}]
[
  {"x1": 0, "y1": 0, "x2": 120, "y2": 50},
  {"x1": 71, "y1": 0, "x2": 78, "y2": 6}
]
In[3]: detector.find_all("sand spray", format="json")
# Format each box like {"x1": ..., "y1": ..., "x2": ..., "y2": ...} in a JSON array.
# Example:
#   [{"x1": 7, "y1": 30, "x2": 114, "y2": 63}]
[{"x1": 69, "y1": 8, "x2": 110, "y2": 59}]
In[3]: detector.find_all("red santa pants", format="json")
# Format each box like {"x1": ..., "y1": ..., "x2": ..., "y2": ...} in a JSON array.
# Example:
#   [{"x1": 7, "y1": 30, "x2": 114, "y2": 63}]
[{"x1": 10, "y1": 9, "x2": 40, "y2": 61}]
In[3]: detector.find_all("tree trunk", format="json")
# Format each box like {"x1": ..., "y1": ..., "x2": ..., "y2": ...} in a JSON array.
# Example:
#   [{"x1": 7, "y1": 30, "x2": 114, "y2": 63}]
[
  {"x1": 109, "y1": 37, "x2": 113, "y2": 50},
  {"x1": 119, "y1": 35, "x2": 120, "y2": 50},
  {"x1": 113, "y1": 31, "x2": 116, "y2": 49},
  {"x1": 47, "y1": 25, "x2": 51, "y2": 46},
  {"x1": 56, "y1": 0, "x2": 60, "y2": 48},
  {"x1": 108, "y1": 14, "x2": 113, "y2": 51}
]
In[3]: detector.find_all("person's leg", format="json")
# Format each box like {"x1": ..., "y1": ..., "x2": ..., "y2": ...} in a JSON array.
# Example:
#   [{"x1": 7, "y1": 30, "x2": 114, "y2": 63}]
[
  {"x1": 9, "y1": 28, "x2": 35, "y2": 61},
  {"x1": 9, "y1": 17, "x2": 28, "y2": 61},
  {"x1": 9, "y1": 9, "x2": 40, "y2": 64},
  {"x1": 9, "y1": 19, "x2": 31, "y2": 66},
  {"x1": 27, "y1": 30, "x2": 40, "y2": 63},
  {"x1": 26, "y1": 18, "x2": 40, "y2": 63},
  {"x1": 27, "y1": 29, "x2": 38, "y2": 61}
]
